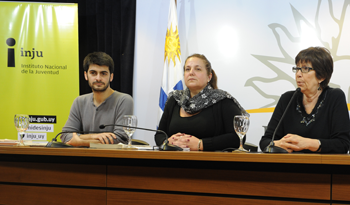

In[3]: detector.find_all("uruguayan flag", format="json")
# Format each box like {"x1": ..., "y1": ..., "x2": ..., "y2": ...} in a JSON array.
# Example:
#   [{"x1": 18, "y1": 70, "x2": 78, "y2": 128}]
[{"x1": 158, "y1": 0, "x2": 184, "y2": 123}]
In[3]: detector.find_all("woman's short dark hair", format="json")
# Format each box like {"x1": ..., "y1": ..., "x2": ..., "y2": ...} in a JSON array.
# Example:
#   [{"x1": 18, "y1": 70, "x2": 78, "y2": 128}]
[
  {"x1": 184, "y1": 54, "x2": 218, "y2": 89},
  {"x1": 83, "y1": 52, "x2": 114, "y2": 73},
  {"x1": 295, "y1": 47, "x2": 333, "y2": 89}
]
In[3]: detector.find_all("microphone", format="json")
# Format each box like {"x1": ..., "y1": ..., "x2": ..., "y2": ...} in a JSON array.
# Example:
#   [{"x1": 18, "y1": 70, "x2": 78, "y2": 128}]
[
  {"x1": 46, "y1": 131, "x2": 77, "y2": 148},
  {"x1": 46, "y1": 130, "x2": 128, "y2": 148},
  {"x1": 100, "y1": 124, "x2": 183, "y2": 151},
  {"x1": 263, "y1": 87, "x2": 301, "y2": 153}
]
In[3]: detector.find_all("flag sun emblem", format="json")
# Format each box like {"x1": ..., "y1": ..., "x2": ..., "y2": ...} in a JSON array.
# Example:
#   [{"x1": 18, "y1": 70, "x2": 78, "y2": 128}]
[{"x1": 164, "y1": 23, "x2": 181, "y2": 66}]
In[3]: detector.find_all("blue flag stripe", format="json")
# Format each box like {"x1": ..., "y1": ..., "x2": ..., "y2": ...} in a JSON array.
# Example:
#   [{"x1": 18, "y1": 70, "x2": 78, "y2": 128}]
[
  {"x1": 159, "y1": 87, "x2": 168, "y2": 111},
  {"x1": 173, "y1": 80, "x2": 183, "y2": 90},
  {"x1": 159, "y1": 80, "x2": 183, "y2": 111}
]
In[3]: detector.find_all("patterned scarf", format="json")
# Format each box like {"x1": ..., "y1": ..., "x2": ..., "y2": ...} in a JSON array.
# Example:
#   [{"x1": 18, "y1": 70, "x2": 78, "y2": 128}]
[{"x1": 168, "y1": 84, "x2": 249, "y2": 116}]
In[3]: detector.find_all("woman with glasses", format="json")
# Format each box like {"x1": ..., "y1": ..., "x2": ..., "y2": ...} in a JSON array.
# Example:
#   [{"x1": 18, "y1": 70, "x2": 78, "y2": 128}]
[{"x1": 260, "y1": 47, "x2": 350, "y2": 153}]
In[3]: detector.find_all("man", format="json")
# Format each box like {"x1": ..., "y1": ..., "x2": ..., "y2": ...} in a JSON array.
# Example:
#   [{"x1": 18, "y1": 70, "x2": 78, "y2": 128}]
[{"x1": 61, "y1": 52, "x2": 133, "y2": 146}]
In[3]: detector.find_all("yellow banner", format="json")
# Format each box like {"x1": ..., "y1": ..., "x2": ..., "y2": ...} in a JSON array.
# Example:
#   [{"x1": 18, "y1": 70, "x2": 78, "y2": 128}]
[
  {"x1": 246, "y1": 108, "x2": 275, "y2": 113},
  {"x1": 0, "y1": 2, "x2": 79, "y2": 141}
]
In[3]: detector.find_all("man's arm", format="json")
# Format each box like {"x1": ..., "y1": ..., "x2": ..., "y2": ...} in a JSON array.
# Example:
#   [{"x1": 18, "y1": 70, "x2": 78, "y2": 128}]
[
  {"x1": 60, "y1": 96, "x2": 115, "y2": 144},
  {"x1": 67, "y1": 133, "x2": 100, "y2": 147},
  {"x1": 61, "y1": 98, "x2": 82, "y2": 143},
  {"x1": 113, "y1": 94, "x2": 134, "y2": 144},
  {"x1": 80, "y1": 133, "x2": 117, "y2": 144}
]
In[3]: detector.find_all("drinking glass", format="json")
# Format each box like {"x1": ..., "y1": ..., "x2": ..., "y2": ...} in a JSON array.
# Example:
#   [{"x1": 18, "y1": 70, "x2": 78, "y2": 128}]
[
  {"x1": 233, "y1": 115, "x2": 250, "y2": 152},
  {"x1": 14, "y1": 114, "x2": 30, "y2": 146},
  {"x1": 123, "y1": 115, "x2": 137, "y2": 147}
]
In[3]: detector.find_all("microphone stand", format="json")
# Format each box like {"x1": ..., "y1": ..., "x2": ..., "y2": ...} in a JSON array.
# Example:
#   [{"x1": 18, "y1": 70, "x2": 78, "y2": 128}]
[
  {"x1": 100, "y1": 124, "x2": 183, "y2": 151},
  {"x1": 46, "y1": 131, "x2": 74, "y2": 148},
  {"x1": 46, "y1": 130, "x2": 105, "y2": 148},
  {"x1": 263, "y1": 88, "x2": 301, "y2": 153}
]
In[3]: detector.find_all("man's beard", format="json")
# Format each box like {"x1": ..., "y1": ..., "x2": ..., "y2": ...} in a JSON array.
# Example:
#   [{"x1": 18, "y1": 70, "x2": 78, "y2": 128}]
[{"x1": 89, "y1": 80, "x2": 110, "y2": 92}]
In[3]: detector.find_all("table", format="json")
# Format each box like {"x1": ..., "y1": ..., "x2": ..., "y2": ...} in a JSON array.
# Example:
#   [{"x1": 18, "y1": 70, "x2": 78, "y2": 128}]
[{"x1": 1, "y1": 146, "x2": 350, "y2": 205}]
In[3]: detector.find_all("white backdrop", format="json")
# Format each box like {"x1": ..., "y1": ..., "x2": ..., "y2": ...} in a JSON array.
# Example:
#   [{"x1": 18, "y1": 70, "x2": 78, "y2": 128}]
[{"x1": 133, "y1": 0, "x2": 350, "y2": 150}]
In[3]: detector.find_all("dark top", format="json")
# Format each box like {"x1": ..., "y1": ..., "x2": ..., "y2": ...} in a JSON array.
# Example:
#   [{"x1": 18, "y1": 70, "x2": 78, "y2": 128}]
[
  {"x1": 168, "y1": 104, "x2": 216, "y2": 138},
  {"x1": 155, "y1": 96, "x2": 245, "y2": 151},
  {"x1": 260, "y1": 87, "x2": 350, "y2": 153}
]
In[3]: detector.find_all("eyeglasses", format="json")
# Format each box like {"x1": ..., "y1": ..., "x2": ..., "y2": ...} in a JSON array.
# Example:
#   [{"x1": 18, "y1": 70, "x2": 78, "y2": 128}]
[{"x1": 292, "y1": 66, "x2": 315, "y2": 73}]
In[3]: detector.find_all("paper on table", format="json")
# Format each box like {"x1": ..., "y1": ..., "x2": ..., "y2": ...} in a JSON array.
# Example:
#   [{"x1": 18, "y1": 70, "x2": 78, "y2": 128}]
[
  {"x1": 0, "y1": 139, "x2": 19, "y2": 146},
  {"x1": 89, "y1": 143, "x2": 153, "y2": 150},
  {"x1": 25, "y1": 140, "x2": 49, "y2": 147}
]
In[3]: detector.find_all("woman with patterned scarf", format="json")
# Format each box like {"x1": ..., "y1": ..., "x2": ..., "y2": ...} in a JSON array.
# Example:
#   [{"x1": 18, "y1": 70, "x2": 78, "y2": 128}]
[{"x1": 155, "y1": 54, "x2": 249, "y2": 151}]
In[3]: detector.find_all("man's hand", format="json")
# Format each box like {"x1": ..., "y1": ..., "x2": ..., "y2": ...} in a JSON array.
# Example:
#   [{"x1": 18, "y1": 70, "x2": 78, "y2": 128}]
[
  {"x1": 91, "y1": 133, "x2": 117, "y2": 144},
  {"x1": 67, "y1": 133, "x2": 83, "y2": 146}
]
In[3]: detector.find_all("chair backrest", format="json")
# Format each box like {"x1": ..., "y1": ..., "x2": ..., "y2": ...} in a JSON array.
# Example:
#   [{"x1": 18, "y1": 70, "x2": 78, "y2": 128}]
[
  {"x1": 131, "y1": 139, "x2": 149, "y2": 145},
  {"x1": 243, "y1": 142, "x2": 258, "y2": 152},
  {"x1": 263, "y1": 126, "x2": 267, "y2": 132}
]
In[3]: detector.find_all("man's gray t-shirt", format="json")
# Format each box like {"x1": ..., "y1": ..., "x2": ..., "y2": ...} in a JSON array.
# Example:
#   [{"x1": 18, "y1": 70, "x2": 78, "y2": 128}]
[{"x1": 61, "y1": 91, "x2": 133, "y2": 143}]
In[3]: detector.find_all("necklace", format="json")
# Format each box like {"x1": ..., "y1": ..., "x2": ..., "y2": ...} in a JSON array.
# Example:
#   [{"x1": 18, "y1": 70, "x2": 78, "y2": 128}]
[{"x1": 296, "y1": 90, "x2": 327, "y2": 126}]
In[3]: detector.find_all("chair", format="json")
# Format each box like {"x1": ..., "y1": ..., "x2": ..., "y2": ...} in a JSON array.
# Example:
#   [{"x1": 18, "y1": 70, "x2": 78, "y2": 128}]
[
  {"x1": 243, "y1": 126, "x2": 267, "y2": 152},
  {"x1": 131, "y1": 139, "x2": 149, "y2": 145},
  {"x1": 243, "y1": 142, "x2": 258, "y2": 152}
]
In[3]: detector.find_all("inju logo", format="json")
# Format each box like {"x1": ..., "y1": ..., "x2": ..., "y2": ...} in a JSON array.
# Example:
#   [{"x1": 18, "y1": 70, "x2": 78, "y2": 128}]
[{"x1": 6, "y1": 37, "x2": 44, "y2": 67}]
